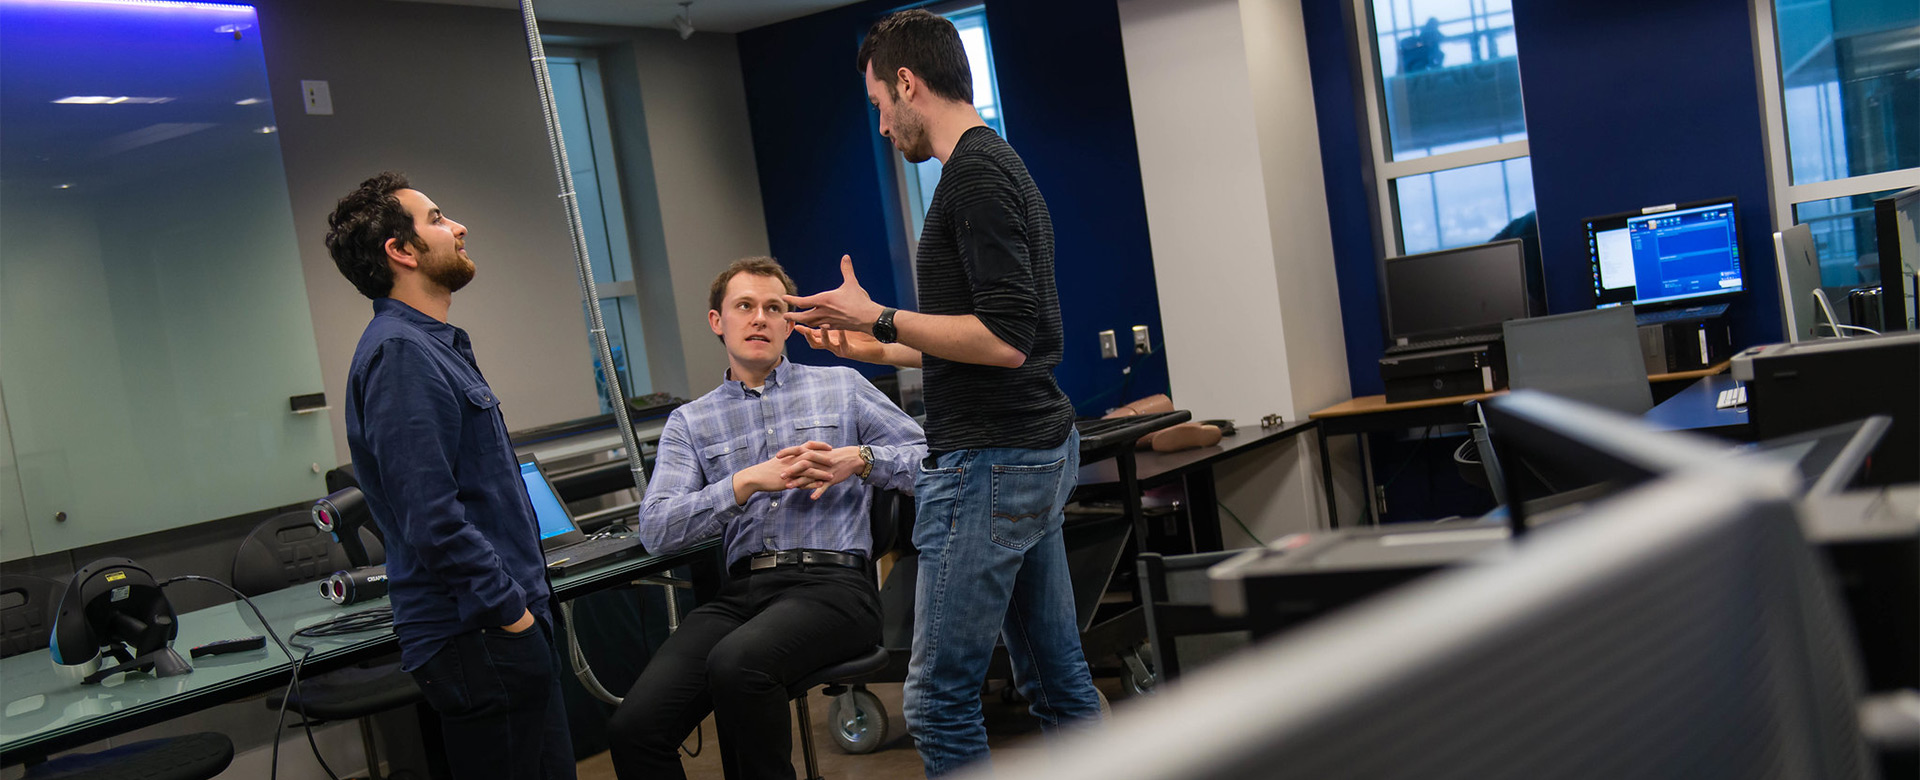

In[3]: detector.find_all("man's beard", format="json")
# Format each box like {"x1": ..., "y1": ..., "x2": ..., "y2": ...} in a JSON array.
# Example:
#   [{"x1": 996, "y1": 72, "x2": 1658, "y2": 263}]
[
  {"x1": 894, "y1": 104, "x2": 933, "y2": 164},
  {"x1": 424, "y1": 249, "x2": 475, "y2": 293}
]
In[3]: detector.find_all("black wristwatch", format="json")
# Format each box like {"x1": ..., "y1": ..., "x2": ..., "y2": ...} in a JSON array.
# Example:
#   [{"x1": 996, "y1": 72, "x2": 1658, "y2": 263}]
[{"x1": 872, "y1": 307, "x2": 899, "y2": 344}]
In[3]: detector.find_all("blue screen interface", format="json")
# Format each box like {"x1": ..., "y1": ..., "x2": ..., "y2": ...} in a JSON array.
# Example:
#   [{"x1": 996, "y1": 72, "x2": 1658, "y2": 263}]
[
  {"x1": 520, "y1": 460, "x2": 576, "y2": 540},
  {"x1": 1625, "y1": 202, "x2": 1743, "y2": 305}
]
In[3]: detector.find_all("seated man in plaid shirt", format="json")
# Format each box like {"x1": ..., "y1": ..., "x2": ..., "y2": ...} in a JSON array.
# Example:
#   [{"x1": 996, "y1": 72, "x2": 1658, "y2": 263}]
[{"x1": 607, "y1": 257, "x2": 926, "y2": 780}]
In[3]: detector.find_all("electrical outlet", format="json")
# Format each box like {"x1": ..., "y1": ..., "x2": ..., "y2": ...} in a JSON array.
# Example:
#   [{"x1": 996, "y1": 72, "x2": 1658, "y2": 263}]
[
  {"x1": 1098, "y1": 330, "x2": 1119, "y2": 359},
  {"x1": 301, "y1": 80, "x2": 333, "y2": 115},
  {"x1": 1132, "y1": 325, "x2": 1152, "y2": 355}
]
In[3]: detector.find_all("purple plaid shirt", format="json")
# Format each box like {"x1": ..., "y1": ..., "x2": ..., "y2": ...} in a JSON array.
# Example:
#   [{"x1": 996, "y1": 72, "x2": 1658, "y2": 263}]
[{"x1": 638, "y1": 360, "x2": 927, "y2": 567}]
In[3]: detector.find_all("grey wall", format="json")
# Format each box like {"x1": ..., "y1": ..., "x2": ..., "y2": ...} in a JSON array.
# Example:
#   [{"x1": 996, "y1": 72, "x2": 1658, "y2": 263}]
[
  {"x1": 549, "y1": 22, "x2": 773, "y2": 398},
  {"x1": 258, "y1": 0, "x2": 605, "y2": 469}
]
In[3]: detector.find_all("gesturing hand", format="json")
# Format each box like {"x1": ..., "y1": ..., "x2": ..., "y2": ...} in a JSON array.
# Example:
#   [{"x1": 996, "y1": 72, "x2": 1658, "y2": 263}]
[
  {"x1": 783, "y1": 256, "x2": 885, "y2": 332},
  {"x1": 777, "y1": 440, "x2": 865, "y2": 499},
  {"x1": 794, "y1": 324, "x2": 888, "y2": 363}
]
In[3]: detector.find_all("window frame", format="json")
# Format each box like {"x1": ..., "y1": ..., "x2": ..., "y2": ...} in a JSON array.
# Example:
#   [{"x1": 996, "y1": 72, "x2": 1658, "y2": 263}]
[
  {"x1": 1349, "y1": 0, "x2": 1533, "y2": 257},
  {"x1": 1750, "y1": 0, "x2": 1920, "y2": 241}
]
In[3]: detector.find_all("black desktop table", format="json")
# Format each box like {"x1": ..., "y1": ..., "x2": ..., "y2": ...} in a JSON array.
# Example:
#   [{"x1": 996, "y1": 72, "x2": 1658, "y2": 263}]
[
  {"x1": 1076, "y1": 418, "x2": 1319, "y2": 552},
  {"x1": 0, "y1": 540, "x2": 723, "y2": 766}
]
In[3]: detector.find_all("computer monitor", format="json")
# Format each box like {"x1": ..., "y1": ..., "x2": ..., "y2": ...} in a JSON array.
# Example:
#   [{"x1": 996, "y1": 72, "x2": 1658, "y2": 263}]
[
  {"x1": 997, "y1": 466, "x2": 1874, "y2": 780},
  {"x1": 1774, "y1": 223, "x2": 1835, "y2": 343},
  {"x1": 1587, "y1": 197, "x2": 1745, "y2": 309},
  {"x1": 1502, "y1": 307, "x2": 1651, "y2": 415},
  {"x1": 517, "y1": 455, "x2": 585, "y2": 546},
  {"x1": 1381, "y1": 238, "x2": 1532, "y2": 345},
  {"x1": 1872, "y1": 185, "x2": 1919, "y2": 331}
]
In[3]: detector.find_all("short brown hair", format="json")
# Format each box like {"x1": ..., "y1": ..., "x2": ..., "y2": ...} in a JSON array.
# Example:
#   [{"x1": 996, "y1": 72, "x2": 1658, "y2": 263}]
[
  {"x1": 325, "y1": 172, "x2": 420, "y2": 300},
  {"x1": 708, "y1": 256, "x2": 797, "y2": 314},
  {"x1": 856, "y1": 9, "x2": 972, "y2": 103}
]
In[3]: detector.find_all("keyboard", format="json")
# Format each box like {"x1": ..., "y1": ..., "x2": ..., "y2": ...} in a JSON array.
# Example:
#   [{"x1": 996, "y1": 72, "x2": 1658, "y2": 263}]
[
  {"x1": 1636, "y1": 302, "x2": 1729, "y2": 326},
  {"x1": 1715, "y1": 385, "x2": 1747, "y2": 410},
  {"x1": 1384, "y1": 334, "x2": 1499, "y2": 356},
  {"x1": 1075, "y1": 411, "x2": 1192, "y2": 452},
  {"x1": 544, "y1": 533, "x2": 644, "y2": 576}
]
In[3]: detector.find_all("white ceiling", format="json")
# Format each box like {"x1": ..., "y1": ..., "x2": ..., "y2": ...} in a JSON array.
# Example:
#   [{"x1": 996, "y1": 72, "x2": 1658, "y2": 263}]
[{"x1": 390, "y1": 0, "x2": 864, "y2": 34}]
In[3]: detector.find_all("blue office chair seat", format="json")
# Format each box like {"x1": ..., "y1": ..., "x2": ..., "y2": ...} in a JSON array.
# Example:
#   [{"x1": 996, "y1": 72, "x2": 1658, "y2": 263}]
[
  {"x1": 268, "y1": 659, "x2": 422, "y2": 721},
  {"x1": 23, "y1": 731, "x2": 233, "y2": 780},
  {"x1": 789, "y1": 645, "x2": 892, "y2": 777}
]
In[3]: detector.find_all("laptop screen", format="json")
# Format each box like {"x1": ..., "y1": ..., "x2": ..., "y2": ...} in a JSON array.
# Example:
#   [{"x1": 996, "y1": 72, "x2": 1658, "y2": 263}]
[{"x1": 519, "y1": 459, "x2": 577, "y2": 541}]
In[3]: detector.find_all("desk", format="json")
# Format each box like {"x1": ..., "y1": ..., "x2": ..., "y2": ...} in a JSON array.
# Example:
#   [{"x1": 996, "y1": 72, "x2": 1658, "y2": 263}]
[
  {"x1": 1309, "y1": 362, "x2": 1736, "y2": 526},
  {"x1": 1076, "y1": 419, "x2": 1319, "y2": 551},
  {"x1": 0, "y1": 541, "x2": 722, "y2": 765},
  {"x1": 1643, "y1": 372, "x2": 1751, "y2": 437}
]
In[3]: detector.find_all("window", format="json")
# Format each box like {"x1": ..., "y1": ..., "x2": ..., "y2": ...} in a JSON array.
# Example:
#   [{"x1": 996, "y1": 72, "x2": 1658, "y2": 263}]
[
  {"x1": 895, "y1": 4, "x2": 1006, "y2": 243},
  {"x1": 1756, "y1": 0, "x2": 1920, "y2": 313},
  {"x1": 548, "y1": 48, "x2": 653, "y2": 411},
  {"x1": 1356, "y1": 0, "x2": 1537, "y2": 256}
]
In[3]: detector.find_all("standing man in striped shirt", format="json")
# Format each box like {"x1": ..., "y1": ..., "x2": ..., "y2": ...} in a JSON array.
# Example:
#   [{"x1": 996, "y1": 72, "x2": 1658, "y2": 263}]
[
  {"x1": 784, "y1": 9, "x2": 1104, "y2": 776},
  {"x1": 607, "y1": 257, "x2": 925, "y2": 780}
]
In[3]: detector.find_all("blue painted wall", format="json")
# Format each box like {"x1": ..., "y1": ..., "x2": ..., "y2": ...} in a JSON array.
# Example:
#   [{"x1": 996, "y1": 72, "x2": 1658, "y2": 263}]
[
  {"x1": 1513, "y1": 0, "x2": 1783, "y2": 347},
  {"x1": 737, "y1": 0, "x2": 1169, "y2": 413},
  {"x1": 1303, "y1": 0, "x2": 1389, "y2": 398}
]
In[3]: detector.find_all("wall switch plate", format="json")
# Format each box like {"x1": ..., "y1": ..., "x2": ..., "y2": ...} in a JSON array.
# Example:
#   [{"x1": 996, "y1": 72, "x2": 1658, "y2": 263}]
[
  {"x1": 1132, "y1": 325, "x2": 1152, "y2": 355},
  {"x1": 301, "y1": 80, "x2": 333, "y2": 115},
  {"x1": 1098, "y1": 330, "x2": 1119, "y2": 359}
]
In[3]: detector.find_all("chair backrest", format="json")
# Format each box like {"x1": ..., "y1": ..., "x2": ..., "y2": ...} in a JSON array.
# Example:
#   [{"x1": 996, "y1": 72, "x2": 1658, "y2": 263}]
[
  {"x1": 232, "y1": 511, "x2": 356, "y2": 597},
  {"x1": 0, "y1": 574, "x2": 62, "y2": 659},
  {"x1": 1503, "y1": 307, "x2": 1652, "y2": 414},
  {"x1": 869, "y1": 488, "x2": 913, "y2": 559}
]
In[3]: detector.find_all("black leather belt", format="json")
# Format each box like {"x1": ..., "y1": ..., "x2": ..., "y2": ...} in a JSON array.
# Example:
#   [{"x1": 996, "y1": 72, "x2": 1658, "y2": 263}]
[{"x1": 730, "y1": 549, "x2": 865, "y2": 578}]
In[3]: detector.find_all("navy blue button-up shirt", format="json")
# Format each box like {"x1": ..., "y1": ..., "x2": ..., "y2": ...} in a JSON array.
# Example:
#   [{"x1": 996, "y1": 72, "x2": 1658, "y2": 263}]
[
  {"x1": 640, "y1": 360, "x2": 927, "y2": 568},
  {"x1": 345, "y1": 298, "x2": 549, "y2": 671}
]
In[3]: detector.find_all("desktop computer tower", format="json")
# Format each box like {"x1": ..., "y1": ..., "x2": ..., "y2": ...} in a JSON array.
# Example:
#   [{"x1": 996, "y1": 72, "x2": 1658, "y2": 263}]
[
  {"x1": 1637, "y1": 318, "x2": 1732, "y2": 373},
  {"x1": 1733, "y1": 331, "x2": 1920, "y2": 485},
  {"x1": 1379, "y1": 343, "x2": 1507, "y2": 403}
]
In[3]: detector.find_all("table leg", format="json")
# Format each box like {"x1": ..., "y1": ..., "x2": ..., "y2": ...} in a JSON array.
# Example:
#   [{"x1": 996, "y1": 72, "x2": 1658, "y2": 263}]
[
  {"x1": 1318, "y1": 424, "x2": 1338, "y2": 529},
  {"x1": 1183, "y1": 468, "x2": 1224, "y2": 552},
  {"x1": 1359, "y1": 431, "x2": 1380, "y2": 526},
  {"x1": 1117, "y1": 450, "x2": 1149, "y2": 552}
]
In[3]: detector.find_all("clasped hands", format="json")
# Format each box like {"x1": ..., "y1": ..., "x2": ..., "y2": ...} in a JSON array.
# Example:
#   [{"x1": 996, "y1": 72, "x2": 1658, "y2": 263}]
[{"x1": 740, "y1": 441, "x2": 866, "y2": 501}]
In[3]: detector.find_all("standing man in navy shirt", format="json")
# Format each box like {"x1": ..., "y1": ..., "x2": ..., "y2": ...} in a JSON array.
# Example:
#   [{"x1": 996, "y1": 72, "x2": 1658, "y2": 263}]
[{"x1": 326, "y1": 172, "x2": 573, "y2": 780}]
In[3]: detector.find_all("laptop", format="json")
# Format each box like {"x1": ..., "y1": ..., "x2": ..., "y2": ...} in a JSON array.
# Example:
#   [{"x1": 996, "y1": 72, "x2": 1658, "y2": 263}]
[
  {"x1": 518, "y1": 455, "x2": 645, "y2": 577},
  {"x1": 1503, "y1": 307, "x2": 1652, "y2": 415}
]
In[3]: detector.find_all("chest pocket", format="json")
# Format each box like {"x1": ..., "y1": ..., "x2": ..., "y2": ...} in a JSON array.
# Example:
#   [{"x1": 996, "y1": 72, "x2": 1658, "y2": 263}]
[
  {"x1": 701, "y1": 438, "x2": 755, "y2": 476},
  {"x1": 463, "y1": 384, "x2": 506, "y2": 453},
  {"x1": 791, "y1": 416, "x2": 844, "y2": 447}
]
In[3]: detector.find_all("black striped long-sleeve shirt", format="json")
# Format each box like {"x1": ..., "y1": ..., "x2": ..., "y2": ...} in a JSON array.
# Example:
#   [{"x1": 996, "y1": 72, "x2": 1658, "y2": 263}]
[{"x1": 916, "y1": 126, "x2": 1075, "y2": 453}]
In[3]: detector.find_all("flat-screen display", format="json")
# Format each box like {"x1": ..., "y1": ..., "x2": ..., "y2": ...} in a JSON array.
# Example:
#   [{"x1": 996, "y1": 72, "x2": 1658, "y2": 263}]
[
  {"x1": 1588, "y1": 197, "x2": 1744, "y2": 308},
  {"x1": 1383, "y1": 239, "x2": 1532, "y2": 343},
  {"x1": 519, "y1": 459, "x2": 577, "y2": 540}
]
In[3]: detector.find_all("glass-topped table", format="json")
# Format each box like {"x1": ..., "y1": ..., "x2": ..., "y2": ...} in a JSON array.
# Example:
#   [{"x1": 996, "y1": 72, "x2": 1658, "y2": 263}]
[{"x1": 0, "y1": 540, "x2": 721, "y2": 765}]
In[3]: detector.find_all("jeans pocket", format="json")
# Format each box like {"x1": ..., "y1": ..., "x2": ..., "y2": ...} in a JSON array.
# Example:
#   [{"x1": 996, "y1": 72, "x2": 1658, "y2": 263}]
[
  {"x1": 413, "y1": 640, "x2": 473, "y2": 716},
  {"x1": 989, "y1": 457, "x2": 1066, "y2": 551},
  {"x1": 913, "y1": 462, "x2": 966, "y2": 551}
]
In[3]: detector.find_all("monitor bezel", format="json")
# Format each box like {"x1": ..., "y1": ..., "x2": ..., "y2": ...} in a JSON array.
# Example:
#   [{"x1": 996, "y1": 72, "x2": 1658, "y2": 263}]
[
  {"x1": 1381, "y1": 238, "x2": 1532, "y2": 345},
  {"x1": 517, "y1": 453, "x2": 586, "y2": 550},
  {"x1": 1584, "y1": 195, "x2": 1745, "y2": 311}
]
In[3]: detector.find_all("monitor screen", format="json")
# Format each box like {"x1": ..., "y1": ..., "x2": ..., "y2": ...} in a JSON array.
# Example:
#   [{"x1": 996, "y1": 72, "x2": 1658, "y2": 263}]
[
  {"x1": 519, "y1": 459, "x2": 576, "y2": 540},
  {"x1": 1383, "y1": 239, "x2": 1531, "y2": 343},
  {"x1": 1588, "y1": 198, "x2": 1744, "y2": 308}
]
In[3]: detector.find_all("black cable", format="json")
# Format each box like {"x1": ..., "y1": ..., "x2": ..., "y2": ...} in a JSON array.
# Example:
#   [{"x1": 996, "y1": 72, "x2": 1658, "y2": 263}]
[
  {"x1": 1379, "y1": 425, "x2": 1436, "y2": 490},
  {"x1": 1074, "y1": 350, "x2": 1156, "y2": 416},
  {"x1": 161, "y1": 576, "x2": 343, "y2": 780},
  {"x1": 1216, "y1": 500, "x2": 1264, "y2": 546}
]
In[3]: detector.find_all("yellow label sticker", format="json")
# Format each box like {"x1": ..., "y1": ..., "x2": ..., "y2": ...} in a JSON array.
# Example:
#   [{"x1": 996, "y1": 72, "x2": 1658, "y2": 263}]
[{"x1": 104, "y1": 571, "x2": 127, "y2": 582}]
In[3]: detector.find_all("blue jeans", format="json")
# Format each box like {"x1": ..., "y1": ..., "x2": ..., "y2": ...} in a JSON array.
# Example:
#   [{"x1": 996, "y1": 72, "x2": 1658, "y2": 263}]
[
  {"x1": 410, "y1": 617, "x2": 575, "y2": 780},
  {"x1": 904, "y1": 428, "x2": 1102, "y2": 776}
]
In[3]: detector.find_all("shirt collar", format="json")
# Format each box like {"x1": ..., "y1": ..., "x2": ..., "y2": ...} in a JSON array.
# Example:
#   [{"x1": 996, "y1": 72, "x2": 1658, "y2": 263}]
[
  {"x1": 374, "y1": 297, "x2": 461, "y2": 349},
  {"x1": 722, "y1": 358, "x2": 787, "y2": 398}
]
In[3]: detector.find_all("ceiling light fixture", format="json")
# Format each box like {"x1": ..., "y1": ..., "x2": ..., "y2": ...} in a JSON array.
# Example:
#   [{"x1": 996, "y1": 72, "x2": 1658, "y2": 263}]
[
  {"x1": 672, "y1": 1, "x2": 695, "y2": 40},
  {"x1": 53, "y1": 96, "x2": 174, "y2": 105},
  {"x1": 235, "y1": 97, "x2": 264, "y2": 105}
]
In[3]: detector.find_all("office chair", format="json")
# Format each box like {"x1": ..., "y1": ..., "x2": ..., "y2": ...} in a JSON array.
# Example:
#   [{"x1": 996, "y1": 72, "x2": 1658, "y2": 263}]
[
  {"x1": 232, "y1": 511, "x2": 417, "y2": 780},
  {"x1": 1134, "y1": 549, "x2": 1251, "y2": 691},
  {"x1": 785, "y1": 488, "x2": 914, "y2": 776},
  {"x1": 2, "y1": 574, "x2": 235, "y2": 780}
]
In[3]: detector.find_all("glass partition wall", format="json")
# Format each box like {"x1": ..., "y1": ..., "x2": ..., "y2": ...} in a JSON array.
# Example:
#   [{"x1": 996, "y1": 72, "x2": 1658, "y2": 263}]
[{"x1": 1, "y1": 0, "x2": 332, "y2": 558}]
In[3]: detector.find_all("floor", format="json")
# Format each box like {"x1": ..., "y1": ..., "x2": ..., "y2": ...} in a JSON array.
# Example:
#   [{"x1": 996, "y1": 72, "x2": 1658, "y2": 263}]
[{"x1": 574, "y1": 679, "x2": 1124, "y2": 780}]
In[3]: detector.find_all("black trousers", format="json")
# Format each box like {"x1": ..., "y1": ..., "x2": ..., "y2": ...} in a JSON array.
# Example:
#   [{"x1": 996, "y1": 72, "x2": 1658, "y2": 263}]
[
  {"x1": 410, "y1": 618, "x2": 576, "y2": 780},
  {"x1": 606, "y1": 564, "x2": 882, "y2": 780}
]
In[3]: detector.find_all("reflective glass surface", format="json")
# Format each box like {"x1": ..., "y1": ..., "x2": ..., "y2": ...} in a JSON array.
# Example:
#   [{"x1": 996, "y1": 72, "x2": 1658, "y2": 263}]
[
  {"x1": 1371, "y1": 0, "x2": 1526, "y2": 161},
  {"x1": 1393, "y1": 157, "x2": 1537, "y2": 254},
  {"x1": 1773, "y1": 0, "x2": 1920, "y2": 184}
]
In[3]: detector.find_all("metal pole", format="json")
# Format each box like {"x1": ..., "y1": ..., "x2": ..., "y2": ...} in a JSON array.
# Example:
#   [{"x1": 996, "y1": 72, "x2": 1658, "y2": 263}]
[{"x1": 517, "y1": 0, "x2": 679, "y2": 706}]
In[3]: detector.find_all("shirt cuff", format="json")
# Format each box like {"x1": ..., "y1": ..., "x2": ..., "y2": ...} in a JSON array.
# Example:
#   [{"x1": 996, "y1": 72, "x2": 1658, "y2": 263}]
[{"x1": 707, "y1": 477, "x2": 748, "y2": 523}]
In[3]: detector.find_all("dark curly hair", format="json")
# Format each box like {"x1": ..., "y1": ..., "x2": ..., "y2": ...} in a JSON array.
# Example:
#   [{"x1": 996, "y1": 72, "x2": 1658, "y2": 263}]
[
  {"x1": 325, "y1": 172, "x2": 420, "y2": 300},
  {"x1": 856, "y1": 9, "x2": 972, "y2": 104}
]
